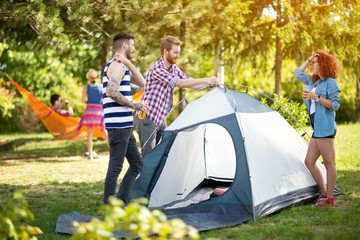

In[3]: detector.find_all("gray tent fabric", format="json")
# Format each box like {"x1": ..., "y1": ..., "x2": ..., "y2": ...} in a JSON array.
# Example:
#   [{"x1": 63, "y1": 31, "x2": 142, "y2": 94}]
[
  {"x1": 162, "y1": 203, "x2": 251, "y2": 231},
  {"x1": 55, "y1": 211, "x2": 126, "y2": 238},
  {"x1": 55, "y1": 87, "x2": 340, "y2": 236},
  {"x1": 55, "y1": 211, "x2": 99, "y2": 235}
]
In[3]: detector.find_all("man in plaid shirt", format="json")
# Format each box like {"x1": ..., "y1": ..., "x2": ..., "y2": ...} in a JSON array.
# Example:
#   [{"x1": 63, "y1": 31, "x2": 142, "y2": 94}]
[{"x1": 135, "y1": 35, "x2": 220, "y2": 155}]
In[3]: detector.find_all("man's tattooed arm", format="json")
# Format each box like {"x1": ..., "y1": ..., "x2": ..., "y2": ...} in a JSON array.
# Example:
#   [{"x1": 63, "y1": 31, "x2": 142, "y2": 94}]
[{"x1": 106, "y1": 75, "x2": 143, "y2": 110}]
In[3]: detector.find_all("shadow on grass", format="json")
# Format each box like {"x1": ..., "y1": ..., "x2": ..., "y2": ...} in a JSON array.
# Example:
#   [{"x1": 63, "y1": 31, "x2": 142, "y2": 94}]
[
  {"x1": 0, "y1": 138, "x2": 53, "y2": 151},
  {"x1": 0, "y1": 138, "x2": 109, "y2": 164},
  {"x1": 0, "y1": 180, "x2": 105, "y2": 239},
  {"x1": 0, "y1": 157, "x2": 86, "y2": 166}
]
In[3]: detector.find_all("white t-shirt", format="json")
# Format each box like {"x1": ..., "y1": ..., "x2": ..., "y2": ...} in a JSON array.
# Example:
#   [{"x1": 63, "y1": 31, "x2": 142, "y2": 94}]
[{"x1": 310, "y1": 86, "x2": 317, "y2": 114}]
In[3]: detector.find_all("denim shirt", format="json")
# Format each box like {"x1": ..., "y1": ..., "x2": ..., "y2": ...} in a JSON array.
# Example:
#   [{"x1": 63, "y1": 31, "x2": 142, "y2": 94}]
[{"x1": 294, "y1": 68, "x2": 341, "y2": 137}]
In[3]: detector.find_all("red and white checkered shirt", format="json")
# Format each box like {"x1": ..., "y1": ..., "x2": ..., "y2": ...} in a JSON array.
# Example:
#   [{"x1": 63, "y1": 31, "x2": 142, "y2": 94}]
[
  {"x1": 51, "y1": 106, "x2": 72, "y2": 117},
  {"x1": 137, "y1": 57, "x2": 190, "y2": 126}
]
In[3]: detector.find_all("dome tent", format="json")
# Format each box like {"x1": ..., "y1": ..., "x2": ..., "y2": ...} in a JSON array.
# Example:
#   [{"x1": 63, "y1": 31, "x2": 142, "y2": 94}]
[
  {"x1": 55, "y1": 86, "x2": 342, "y2": 235},
  {"x1": 127, "y1": 86, "x2": 334, "y2": 230}
]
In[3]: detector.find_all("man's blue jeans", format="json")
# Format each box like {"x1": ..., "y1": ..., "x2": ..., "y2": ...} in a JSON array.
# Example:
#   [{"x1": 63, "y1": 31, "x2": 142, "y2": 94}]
[
  {"x1": 135, "y1": 115, "x2": 164, "y2": 155},
  {"x1": 103, "y1": 128, "x2": 143, "y2": 204}
]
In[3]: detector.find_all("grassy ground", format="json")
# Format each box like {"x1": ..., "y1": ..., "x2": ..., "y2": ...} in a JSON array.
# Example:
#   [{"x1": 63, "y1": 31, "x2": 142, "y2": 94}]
[{"x1": 0, "y1": 123, "x2": 359, "y2": 239}]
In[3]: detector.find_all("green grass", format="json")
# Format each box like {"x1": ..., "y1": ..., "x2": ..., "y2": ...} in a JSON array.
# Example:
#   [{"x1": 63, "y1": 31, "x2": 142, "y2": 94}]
[{"x1": 1, "y1": 123, "x2": 359, "y2": 239}]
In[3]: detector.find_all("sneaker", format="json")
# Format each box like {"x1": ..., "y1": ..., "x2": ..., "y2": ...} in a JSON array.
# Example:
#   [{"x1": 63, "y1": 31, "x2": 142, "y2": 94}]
[
  {"x1": 84, "y1": 151, "x2": 97, "y2": 157},
  {"x1": 313, "y1": 192, "x2": 327, "y2": 204},
  {"x1": 313, "y1": 197, "x2": 334, "y2": 207}
]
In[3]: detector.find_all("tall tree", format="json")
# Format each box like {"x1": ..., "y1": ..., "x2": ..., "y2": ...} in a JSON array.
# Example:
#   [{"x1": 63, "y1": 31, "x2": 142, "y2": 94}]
[
  {"x1": 241, "y1": 0, "x2": 297, "y2": 95},
  {"x1": 187, "y1": 0, "x2": 252, "y2": 78},
  {"x1": 335, "y1": 0, "x2": 360, "y2": 122},
  {"x1": 178, "y1": 0, "x2": 188, "y2": 114}
]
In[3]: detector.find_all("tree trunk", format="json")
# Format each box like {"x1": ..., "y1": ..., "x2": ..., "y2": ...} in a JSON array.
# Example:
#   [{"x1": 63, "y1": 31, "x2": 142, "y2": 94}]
[
  {"x1": 214, "y1": 42, "x2": 221, "y2": 82},
  {"x1": 355, "y1": 71, "x2": 360, "y2": 122},
  {"x1": 214, "y1": 42, "x2": 225, "y2": 84},
  {"x1": 274, "y1": 0, "x2": 283, "y2": 95},
  {"x1": 101, "y1": 40, "x2": 111, "y2": 72},
  {"x1": 274, "y1": 35, "x2": 282, "y2": 95},
  {"x1": 178, "y1": 19, "x2": 186, "y2": 115}
]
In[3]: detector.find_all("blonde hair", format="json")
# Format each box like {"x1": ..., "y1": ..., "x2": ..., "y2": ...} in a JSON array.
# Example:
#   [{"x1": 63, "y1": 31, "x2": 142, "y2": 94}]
[
  {"x1": 160, "y1": 35, "x2": 182, "y2": 56},
  {"x1": 86, "y1": 69, "x2": 98, "y2": 80}
]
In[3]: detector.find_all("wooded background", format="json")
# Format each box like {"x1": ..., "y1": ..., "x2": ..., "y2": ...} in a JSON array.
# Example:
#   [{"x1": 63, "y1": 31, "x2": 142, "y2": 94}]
[{"x1": 0, "y1": 0, "x2": 359, "y2": 133}]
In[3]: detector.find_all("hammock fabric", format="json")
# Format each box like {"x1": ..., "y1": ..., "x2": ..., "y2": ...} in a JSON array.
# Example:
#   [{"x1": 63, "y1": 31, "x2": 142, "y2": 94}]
[{"x1": 8, "y1": 76, "x2": 144, "y2": 141}]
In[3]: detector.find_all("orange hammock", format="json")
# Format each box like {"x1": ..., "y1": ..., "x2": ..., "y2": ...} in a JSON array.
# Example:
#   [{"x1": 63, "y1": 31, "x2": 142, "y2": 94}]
[{"x1": 7, "y1": 75, "x2": 144, "y2": 141}]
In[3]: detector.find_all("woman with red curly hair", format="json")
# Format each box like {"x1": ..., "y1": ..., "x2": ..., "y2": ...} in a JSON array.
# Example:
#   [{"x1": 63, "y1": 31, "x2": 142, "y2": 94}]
[{"x1": 294, "y1": 51, "x2": 341, "y2": 207}]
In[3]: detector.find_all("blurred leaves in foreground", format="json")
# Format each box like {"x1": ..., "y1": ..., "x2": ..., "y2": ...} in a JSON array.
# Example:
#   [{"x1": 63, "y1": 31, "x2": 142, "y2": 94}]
[{"x1": 72, "y1": 197, "x2": 199, "y2": 240}]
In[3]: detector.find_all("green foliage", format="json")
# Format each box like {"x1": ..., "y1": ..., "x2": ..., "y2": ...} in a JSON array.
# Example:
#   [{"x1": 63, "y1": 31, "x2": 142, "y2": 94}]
[
  {"x1": 337, "y1": 94, "x2": 356, "y2": 123},
  {"x1": 0, "y1": 36, "x2": 93, "y2": 133},
  {"x1": 0, "y1": 0, "x2": 359, "y2": 134},
  {"x1": 0, "y1": 101, "x2": 47, "y2": 133},
  {"x1": 335, "y1": 69, "x2": 357, "y2": 123},
  {"x1": 71, "y1": 197, "x2": 199, "y2": 240},
  {"x1": 0, "y1": 83, "x2": 15, "y2": 117},
  {"x1": 0, "y1": 192, "x2": 43, "y2": 240},
  {"x1": 261, "y1": 94, "x2": 309, "y2": 132}
]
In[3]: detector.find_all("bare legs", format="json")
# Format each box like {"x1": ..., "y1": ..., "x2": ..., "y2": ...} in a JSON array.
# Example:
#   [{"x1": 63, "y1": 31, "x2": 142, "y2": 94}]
[
  {"x1": 317, "y1": 138, "x2": 337, "y2": 198},
  {"x1": 304, "y1": 137, "x2": 337, "y2": 198},
  {"x1": 87, "y1": 127, "x2": 94, "y2": 160}
]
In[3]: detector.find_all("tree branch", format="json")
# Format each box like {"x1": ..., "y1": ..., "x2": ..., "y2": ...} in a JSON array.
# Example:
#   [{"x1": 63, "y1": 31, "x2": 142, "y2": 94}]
[
  {"x1": 167, "y1": 9, "x2": 188, "y2": 14},
  {"x1": 90, "y1": 20, "x2": 111, "y2": 38}
]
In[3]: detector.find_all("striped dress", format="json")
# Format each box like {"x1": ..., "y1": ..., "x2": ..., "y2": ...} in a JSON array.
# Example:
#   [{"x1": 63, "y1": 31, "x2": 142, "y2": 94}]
[{"x1": 102, "y1": 59, "x2": 133, "y2": 129}]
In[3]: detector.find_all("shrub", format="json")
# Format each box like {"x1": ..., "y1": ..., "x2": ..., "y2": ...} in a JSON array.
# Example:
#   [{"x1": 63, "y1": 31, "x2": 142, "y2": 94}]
[
  {"x1": 336, "y1": 95, "x2": 356, "y2": 123},
  {"x1": 261, "y1": 94, "x2": 309, "y2": 133},
  {"x1": 72, "y1": 197, "x2": 199, "y2": 240},
  {"x1": 0, "y1": 192, "x2": 43, "y2": 239}
]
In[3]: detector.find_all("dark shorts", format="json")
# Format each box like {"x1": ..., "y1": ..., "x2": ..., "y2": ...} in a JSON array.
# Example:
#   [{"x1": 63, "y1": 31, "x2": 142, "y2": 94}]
[{"x1": 311, "y1": 130, "x2": 337, "y2": 139}]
